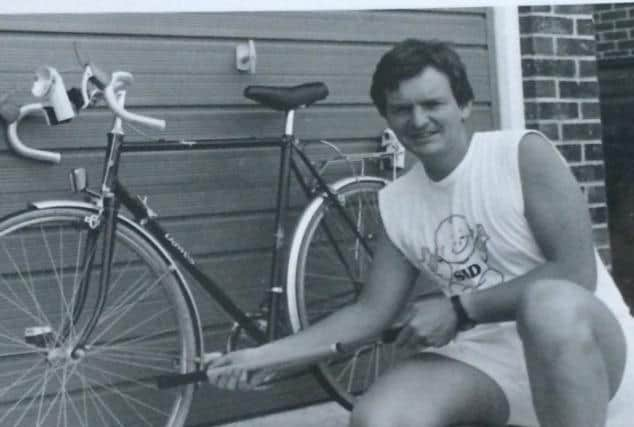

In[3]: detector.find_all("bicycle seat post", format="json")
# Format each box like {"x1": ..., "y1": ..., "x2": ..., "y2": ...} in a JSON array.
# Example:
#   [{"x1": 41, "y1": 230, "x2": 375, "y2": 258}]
[{"x1": 284, "y1": 109, "x2": 295, "y2": 137}]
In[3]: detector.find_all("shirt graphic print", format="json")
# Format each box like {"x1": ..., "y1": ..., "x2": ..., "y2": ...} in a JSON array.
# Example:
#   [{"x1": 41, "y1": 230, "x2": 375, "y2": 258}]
[{"x1": 421, "y1": 214, "x2": 504, "y2": 295}]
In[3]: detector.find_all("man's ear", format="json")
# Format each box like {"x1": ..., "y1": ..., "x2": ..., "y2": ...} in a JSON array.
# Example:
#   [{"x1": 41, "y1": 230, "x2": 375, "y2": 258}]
[{"x1": 460, "y1": 101, "x2": 473, "y2": 121}]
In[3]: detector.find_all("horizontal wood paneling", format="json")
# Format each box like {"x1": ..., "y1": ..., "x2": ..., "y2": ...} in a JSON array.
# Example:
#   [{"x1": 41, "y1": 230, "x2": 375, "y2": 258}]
[
  {"x1": 2, "y1": 105, "x2": 493, "y2": 153},
  {"x1": 0, "y1": 10, "x2": 497, "y2": 426},
  {"x1": 0, "y1": 141, "x2": 386, "y2": 217},
  {"x1": 0, "y1": 10, "x2": 487, "y2": 45},
  {"x1": 0, "y1": 38, "x2": 493, "y2": 106}
]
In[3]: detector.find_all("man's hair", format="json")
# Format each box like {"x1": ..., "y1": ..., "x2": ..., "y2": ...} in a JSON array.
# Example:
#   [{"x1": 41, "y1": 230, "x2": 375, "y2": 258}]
[{"x1": 370, "y1": 39, "x2": 475, "y2": 117}]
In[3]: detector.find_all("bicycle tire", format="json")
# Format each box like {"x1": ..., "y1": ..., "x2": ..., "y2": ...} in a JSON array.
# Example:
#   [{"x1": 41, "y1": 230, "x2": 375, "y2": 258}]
[
  {"x1": 0, "y1": 206, "x2": 197, "y2": 427},
  {"x1": 287, "y1": 176, "x2": 403, "y2": 409}
]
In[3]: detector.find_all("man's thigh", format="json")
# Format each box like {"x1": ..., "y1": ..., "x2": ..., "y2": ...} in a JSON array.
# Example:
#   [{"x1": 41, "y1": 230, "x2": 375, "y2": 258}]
[
  {"x1": 517, "y1": 279, "x2": 627, "y2": 398},
  {"x1": 350, "y1": 353, "x2": 510, "y2": 427}
]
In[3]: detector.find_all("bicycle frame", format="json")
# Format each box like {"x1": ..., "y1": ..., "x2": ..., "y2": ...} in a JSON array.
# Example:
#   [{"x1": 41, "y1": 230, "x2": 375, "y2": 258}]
[
  {"x1": 73, "y1": 109, "x2": 380, "y2": 355},
  {"x1": 0, "y1": 61, "x2": 403, "y2": 422}
]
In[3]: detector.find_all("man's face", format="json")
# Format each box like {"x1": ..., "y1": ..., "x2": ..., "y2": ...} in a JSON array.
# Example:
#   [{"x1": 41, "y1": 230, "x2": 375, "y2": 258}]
[{"x1": 384, "y1": 66, "x2": 472, "y2": 162}]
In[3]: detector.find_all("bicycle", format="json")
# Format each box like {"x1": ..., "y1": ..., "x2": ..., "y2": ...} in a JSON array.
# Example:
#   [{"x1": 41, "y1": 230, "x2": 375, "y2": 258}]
[{"x1": 0, "y1": 56, "x2": 405, "y2": 427}]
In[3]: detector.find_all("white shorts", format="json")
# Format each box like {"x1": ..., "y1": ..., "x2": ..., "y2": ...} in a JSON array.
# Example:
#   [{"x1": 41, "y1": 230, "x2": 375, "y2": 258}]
[{"x1": 423, "y1": 318, "x2": 634, "y2": 427}]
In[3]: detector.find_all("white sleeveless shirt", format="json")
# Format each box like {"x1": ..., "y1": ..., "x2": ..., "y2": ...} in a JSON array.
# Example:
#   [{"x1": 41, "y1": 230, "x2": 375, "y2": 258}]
[{"x1": 378, "y1": 130, "x2": 630, "y2": 320}]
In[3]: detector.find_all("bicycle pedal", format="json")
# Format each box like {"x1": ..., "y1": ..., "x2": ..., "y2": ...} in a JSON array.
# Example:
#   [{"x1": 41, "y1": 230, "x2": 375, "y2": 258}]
[{"x1": 24, "y1": 326, "x2": 54, "y2": 348}]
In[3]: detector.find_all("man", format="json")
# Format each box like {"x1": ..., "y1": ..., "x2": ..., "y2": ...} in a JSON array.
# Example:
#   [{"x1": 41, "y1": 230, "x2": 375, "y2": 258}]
[{"x1": 208, "y1": 39, "x2": 634, "y2": 427}]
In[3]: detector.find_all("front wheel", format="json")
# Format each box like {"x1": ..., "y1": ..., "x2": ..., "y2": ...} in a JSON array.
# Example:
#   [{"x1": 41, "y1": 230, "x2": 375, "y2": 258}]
[
  {"x1": 0, "y1": 207, "x2": 197, "y2": 427},
  {"x1": 286, "y1": 176, "x2": 404, "y2": 409}
]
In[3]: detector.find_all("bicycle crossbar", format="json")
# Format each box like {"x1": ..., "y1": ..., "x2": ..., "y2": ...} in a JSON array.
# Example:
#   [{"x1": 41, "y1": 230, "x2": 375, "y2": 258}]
[{"x1": 121, "y1": 137, "x2": 284, "y2": 153}]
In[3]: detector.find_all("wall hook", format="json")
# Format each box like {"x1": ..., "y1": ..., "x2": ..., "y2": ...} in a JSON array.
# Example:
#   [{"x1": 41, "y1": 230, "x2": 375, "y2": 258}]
[{"x1": 236, "y1": 40, "x2": 257, "y2": 74}]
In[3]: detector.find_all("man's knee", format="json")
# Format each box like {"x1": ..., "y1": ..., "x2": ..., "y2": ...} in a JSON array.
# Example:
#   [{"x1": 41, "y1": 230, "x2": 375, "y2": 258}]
[
  {"x1": 349, "y1": 393, "x2": 441, "y2": 427},
  {"x1": 349, "y1": 395, "x2": 403, "y2": 427},
  {"x1": 516, "y1": 279, "x2": 596, "y2": 359},
  {"x1": 349, "y1": 399, "x2": 376, "y2": 427},
  {"x1": 349, "y1": 396, "x2": 391, "y2": 427}
]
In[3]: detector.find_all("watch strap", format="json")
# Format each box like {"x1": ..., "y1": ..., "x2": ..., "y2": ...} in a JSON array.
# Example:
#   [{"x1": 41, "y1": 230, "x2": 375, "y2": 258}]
[{"x1": 450, "y1": 295, "x2": 476, "y2": 331}]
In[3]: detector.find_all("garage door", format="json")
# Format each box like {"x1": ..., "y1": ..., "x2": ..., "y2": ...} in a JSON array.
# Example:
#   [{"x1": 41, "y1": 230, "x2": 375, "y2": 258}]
[{"x1": 0, "y1": 10, "x2": 498, "y2": 425}]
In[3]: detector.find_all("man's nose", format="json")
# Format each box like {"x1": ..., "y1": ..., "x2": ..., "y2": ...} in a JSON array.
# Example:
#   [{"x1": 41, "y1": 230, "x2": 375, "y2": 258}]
[{"x1": 411, "y1": 105, "x2": 429, "y2": 128}]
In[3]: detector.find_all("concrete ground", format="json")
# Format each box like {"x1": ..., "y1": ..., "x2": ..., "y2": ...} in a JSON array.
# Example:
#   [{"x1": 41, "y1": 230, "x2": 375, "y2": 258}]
[{"x1": 219, "y1": 402, "x2": 349, "y2": 427}]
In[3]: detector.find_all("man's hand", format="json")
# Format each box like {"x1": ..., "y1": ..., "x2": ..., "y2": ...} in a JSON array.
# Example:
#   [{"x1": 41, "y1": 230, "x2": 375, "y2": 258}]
[
  {"x1": 205, "y1": 348, "x2": 275, "y2": 391},
  {"x1": 394, "y1": 294, "x2": 459, "y2": 351}
]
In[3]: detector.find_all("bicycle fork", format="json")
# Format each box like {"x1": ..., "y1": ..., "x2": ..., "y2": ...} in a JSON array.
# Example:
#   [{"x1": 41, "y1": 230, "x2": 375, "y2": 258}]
[{"x1": 67, "y1": 131, "x2": 124, "y2": 354}]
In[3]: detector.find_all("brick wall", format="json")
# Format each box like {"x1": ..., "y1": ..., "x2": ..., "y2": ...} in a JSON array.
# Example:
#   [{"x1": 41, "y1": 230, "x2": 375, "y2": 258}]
[
  {"x1": 594, "y1": 3, "x2": 634, "y2": 60},
  {"x1": 519, "y1": 5, "x2": 611, "y2": 264}
]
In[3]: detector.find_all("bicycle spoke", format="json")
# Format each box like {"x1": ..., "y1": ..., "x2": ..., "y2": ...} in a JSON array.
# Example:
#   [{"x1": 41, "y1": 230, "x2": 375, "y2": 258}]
[
  {"x1": 10, "y1": 384, "x2": 45, "y2": 427},
  {"x1": 0, "y1": 361, "x2": 48, "y2": 383},
  {"x1": 41, "y1": 224, "x2": 83, "y2": 345},
  {"x1": 18, "y1": 234, "x2": 52, "y2": 330},
  {"x1": 288, "y1": 180, "x2": 390, "y2": 407},
  {"x1": 6, "y1": 368, "x2": 51, "y2": 427},
  {"x1": 108, "y1": 251, "x2": 137, "y2": 295},
  {"x1": 92, "y1": 325, "x2": 181, "y2": 354},
  {"x1": 0, "y1": 272, "x2": 46, "y2": 327},
  {"x1": 86, "y1": 375, "x2": 155, "y2": 427},
  {"x1": 91, "y1": 346, "x2": 180, "y2": 366},
  {"x1": 89, "y1": 351, "x2": 177, "y2": 375},
  {"x1": 341, "y1": 350, "x2": 359, "y2": 392},
  {"x1": 52, "y1": 362, "x2": 88, "y2": 427},
  {"x1": 0, "y1": 357, "x2": 47, "y2": 401},
  {"x1": 96, "y1": 269, "x2": 151, "y2": 324},
  {"x1": 363, "y1": 344, "x2": 375, "y2": 390},
  {"x1": 89, "y1": 349, "x2": 173, "y2": 371},
  {"x1": 40, "y1": 225, "x2": 65, "y2": 307},
  {"x1": 58, "y1": 226, "x2": 65, "y2": 312},
  {"x1": 77, "y1": 368, "x2": 110, "y2": 427},
  {"x1": 0, "y1": 325, "x2": 44, "y2": 354},
  {"x1": 35, "y1": 364, "x2": 51, "y2": 427},
  {"x1": 78, "y1": 375, "x2": 126, "y2": 427},
  {"x1": 0, "y1": 361, "x2": 54, "y2": 426},
  {"x1": 100, "y1": 268, "x2": 165, "y2": 321},
  {"x1": 81, "y1": 363, "x2": 170, "y2": 418},
  {"x1": 89, "y1": 301, "x2": 172, "y2": 350},
  {"x1": 1, "y1": 241, "x2": 48, "y2": 323},
  {"x1": 63, "y1": 363, "x2": 85, "y2": 427},
  {"x1": 55, "y1": 365, "x2": 68, "y2": 427},
  {"x1": 89, "y1": 379, "x2": 152, "y2": 427},
  {"x1": 0, "y1": 209, "x2": 195, "y2": 427}
]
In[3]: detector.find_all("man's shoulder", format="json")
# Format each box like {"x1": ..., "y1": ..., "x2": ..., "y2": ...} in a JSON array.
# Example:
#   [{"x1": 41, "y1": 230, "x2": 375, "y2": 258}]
[
  {"x1": 473, "y1": 129, "x2": 539, "y2": 144},
  {"x1": 472, "y1": 129, "x2": 551, "y2": 161}
]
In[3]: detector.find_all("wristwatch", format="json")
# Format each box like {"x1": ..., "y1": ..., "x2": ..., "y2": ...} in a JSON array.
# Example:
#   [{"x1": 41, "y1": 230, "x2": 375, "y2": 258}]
[{"x1": 450, "y1": 295, "x2": 476, "y2": 331}]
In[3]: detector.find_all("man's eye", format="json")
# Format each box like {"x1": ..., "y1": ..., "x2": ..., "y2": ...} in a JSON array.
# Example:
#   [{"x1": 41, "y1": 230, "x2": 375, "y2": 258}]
[{"x1": 390, "y1": 106, "x2": 409, "y2": 114}]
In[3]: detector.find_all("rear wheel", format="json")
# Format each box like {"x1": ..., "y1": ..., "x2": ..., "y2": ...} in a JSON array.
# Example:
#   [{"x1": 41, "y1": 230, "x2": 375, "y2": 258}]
[
  {"x1": 287, "y1": 177, "x2": 404, "y2": 409},
  {"x1": 0, "y1": 207, "x2": 197, "y2": 427}
]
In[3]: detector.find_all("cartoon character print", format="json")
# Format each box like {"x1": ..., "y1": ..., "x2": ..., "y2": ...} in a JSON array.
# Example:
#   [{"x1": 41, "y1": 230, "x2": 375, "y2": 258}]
[{"x1": 420, "y1": 215, "x2": 503, "y2": 294}]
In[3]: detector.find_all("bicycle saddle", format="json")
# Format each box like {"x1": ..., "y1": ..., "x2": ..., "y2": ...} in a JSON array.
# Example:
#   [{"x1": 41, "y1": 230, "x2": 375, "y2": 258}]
[{"x1": 244, "y1": 82, "x2": 329, "y2": 111}]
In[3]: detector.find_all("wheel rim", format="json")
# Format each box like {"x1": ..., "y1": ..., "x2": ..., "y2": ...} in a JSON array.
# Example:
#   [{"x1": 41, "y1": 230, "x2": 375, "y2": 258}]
[
  {"x1": 0, "y1": 209, "x2": 195, "y2": 427},
  {"x1": 289, "y1": 179, "x2": 402, "y2": 408}
]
